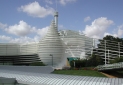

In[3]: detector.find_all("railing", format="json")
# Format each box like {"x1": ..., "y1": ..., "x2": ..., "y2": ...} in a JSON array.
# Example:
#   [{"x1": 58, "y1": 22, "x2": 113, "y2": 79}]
[{"x1": 97, "y1": 62, "x2": 123, "y2": 71}]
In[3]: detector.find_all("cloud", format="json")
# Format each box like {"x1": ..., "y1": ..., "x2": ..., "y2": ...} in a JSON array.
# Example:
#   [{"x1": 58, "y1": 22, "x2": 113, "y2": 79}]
[
  {"x1": 58, "y1": 25, "x2": 66, "y2": 30},
  {"x1": 9, "y1": 36, "x2": 40, "y2": 43},
  {"x1": 5, "y1": 20, "x2": 35, "y2": 36},
  {"x1": 117, "y1": 25, "x2": 123, "y2": 37},
  {"x1": 0, "y1": 20, "x2": 49, "y2": 43},
  {"x1": 0, "y1": 22, "x2": 7, "y2": 29},
  {"x1": 0, "y1": 35, "x2": 41, "y2": 43},
  {"x1": 104, "y1": 24, "x2": 123, "y2": 38},
  {"x1": 59, "y1": 0, "x2": 77, "y2": 5},
  {"x1": 37, "y1": 26, "x2": 49, "y2": 37},
  {"x1": 83, "y1": 17, "x2": 114, "y2": 39},
  {"x1": 45, "y1": 0, "x2": 53, "y2": 4},
  {"x1": 5, "y1": 20, "x2": 49, "y2": 38},
  {"x1": 0, "y1": 34, "x2": 41, "y2": 43},
  {"x1": 18, "y1": 1, "x2": 55, "y2": 18},
  {"x1": 0, "y1": 35, "x2": 11, "y2": 41},
  {"x1": 84, "y1": 16, "x2": 91, "y2": 22},
  {"x1": 104, "y1": 32, "x2": 118, "y2": 37}
]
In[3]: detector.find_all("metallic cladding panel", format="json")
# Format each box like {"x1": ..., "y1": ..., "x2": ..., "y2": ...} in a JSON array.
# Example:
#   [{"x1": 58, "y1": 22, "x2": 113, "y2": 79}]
[
  {"x1": 0, "y1": 69, "x2": 122, "y2": 85},
  {"x1": 38, "y1": 21, "x2": 63, "y2": 67}
]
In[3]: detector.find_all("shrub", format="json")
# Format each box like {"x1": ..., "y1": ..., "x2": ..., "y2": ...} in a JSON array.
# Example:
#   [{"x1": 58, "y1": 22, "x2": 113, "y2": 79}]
[{"x1": 30, "y1": 62, "x2": 46, "y2": 66}]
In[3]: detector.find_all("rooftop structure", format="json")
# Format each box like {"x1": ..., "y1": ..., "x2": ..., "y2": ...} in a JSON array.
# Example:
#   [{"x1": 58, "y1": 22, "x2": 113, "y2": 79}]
[
  {"x1": 0, "y1": 68, "x2": 123, "y2": 85},
  {"x1": 54, "y1": 11, "x2": 58, "y2": 29}
]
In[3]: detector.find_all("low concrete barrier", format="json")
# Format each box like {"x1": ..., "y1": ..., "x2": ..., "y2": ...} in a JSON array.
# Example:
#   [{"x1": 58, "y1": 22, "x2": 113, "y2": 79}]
[
  {"x1": 0, "y1": 66, "x2": 54, "y2": 74},
  {"x1": 97, "y1": 62, "x2": 123, "y2": 71}
]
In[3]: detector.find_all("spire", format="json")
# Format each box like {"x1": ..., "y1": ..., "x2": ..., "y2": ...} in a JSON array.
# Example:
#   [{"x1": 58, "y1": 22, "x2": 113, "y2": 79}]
[
  {"x1": 54, "y1": 11, "x2": 58, "y2": 29},
  {"x1": 55, "y1": 0, "x2": 57, "y2": 11}
]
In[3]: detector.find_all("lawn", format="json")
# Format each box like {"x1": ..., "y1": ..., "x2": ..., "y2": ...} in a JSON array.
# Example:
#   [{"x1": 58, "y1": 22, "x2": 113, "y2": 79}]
[{"x1": 52, "y1": 70, "x2": 106, "y2": 77}]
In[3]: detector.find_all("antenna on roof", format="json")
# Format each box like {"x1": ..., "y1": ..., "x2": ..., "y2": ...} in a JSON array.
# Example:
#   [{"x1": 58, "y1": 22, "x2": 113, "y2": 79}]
[
  {"x1": 54, "y1": 0, "x2": 58, "y2": 29},
  {"x1": 55, "y1": 0, "x2": 57, "y2": 11}
]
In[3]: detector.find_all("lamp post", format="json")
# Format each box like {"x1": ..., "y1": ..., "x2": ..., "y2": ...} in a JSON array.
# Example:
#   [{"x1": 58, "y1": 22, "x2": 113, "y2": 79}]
[
  {"x1": 50, "y1": 54, "x2": 53, "y2": 66},
  {"x1": 74, "y1": 61, "x2": 75, "y2": 68},
  {"x1": 108, "y1": 49, "x2": 109, "y2": 64}
]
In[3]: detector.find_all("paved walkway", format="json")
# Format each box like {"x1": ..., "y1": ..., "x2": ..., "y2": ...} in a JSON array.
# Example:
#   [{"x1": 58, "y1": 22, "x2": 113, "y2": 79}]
[{"x1": 100, "y1": 72, "x2": 117, "y2": 78}]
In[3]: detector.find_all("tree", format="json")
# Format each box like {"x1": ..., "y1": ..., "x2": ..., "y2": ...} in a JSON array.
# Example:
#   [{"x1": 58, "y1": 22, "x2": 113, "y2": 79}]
[
  {"x1": 70, "y1": 54, "x2": 103, "y2": 68},
  {"x1": 110, "y1": 56, "x2": 123, "y2": 63},
  {"x1": 103, "y1": 35, "x2": 123, "y2": 42},
  {"x1": 70, "y1": 59, "x2": 87, "y2": 68},
  {"x1": 86, "y1": 54, "x2": 103, "y2": 67}
]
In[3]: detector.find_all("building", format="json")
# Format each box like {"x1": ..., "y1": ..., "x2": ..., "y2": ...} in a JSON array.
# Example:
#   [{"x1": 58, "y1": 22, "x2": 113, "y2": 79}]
[
  {"x1": 93, "y1": 39, "x2": 123, "y2": 64},
  {"x1": 0, "y1": 43, "x2": 40, "y2": 65},
  {"x1": 0, "y1": 11, "x2": 94, "y2": 68}
]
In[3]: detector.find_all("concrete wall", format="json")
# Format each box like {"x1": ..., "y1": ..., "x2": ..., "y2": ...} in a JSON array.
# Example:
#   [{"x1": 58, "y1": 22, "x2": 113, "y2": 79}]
[{"x1": 0, "y1": 66, "x2": 54, "y2": 74}]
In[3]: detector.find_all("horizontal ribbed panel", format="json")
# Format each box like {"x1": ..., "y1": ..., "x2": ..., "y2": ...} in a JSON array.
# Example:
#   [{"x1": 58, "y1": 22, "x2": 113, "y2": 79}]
[
  {"x1": 0, "y1": 43, "x2": 38, "y2": 55},
  {"x1": 0, "y1": 54, "x2": 40, "y2": 65},
  {"x1": 38, "y1": 21, "x2": 63, "y2": 67},
  {"x1": 59, "y1": 30, "x2": 93, "y2": 59},
  {"x1": 0, "y1": 70, "x2": 122, "y2": 85}
]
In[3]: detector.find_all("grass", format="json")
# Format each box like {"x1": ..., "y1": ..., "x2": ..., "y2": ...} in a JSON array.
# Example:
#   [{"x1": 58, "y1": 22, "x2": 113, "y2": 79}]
[
  {"x1": 117, "y1": 71, "x2": 123, "y2": 74},
  {"x1": 52, "y1": 70, "x2": 107, "y2": 77}
]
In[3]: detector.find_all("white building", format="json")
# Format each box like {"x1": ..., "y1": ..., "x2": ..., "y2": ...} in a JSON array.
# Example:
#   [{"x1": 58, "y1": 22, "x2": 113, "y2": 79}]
[
  {"x1": 93, "y1": 39, "x2": 123, "y2": 65},
  {"x1": 0, "y1": 11, "x2": 93, "y2": 68}
]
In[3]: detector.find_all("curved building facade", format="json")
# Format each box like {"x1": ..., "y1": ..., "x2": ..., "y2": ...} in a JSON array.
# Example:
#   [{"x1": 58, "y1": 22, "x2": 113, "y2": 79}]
[
  {"x1": 0, "y1": 12, "x2": 94, "y2": 68},
  {"x1": 38, "y1": 21, "x2": 63, "y2": 67},
  {"x1": 59, "y1": 30, "x2": 93, "y2": 59}
]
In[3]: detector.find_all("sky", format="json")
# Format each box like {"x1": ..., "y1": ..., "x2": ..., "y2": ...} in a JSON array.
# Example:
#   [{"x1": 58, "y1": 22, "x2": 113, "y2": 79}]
[{"x1": 0, "y1": 0, "x2": 123, "y2": 43}]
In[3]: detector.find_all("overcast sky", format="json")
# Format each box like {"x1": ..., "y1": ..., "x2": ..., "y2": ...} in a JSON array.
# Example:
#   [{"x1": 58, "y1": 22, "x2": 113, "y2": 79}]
[{"x1": 0, "y1": 0, "x2": 123, "y2": 43}]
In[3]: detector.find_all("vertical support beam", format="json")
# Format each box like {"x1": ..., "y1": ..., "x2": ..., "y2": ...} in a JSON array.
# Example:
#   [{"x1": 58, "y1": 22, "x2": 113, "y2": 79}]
[
  {"x1": 91, "y1": 38, "x2": 94, "y2": 57},
  {"x1": 108, "y1": 49, "x2": 109, "y2": 64},
  {"x1": 55, "y1": 0, "x2": 57, "y2": 11},
  {"x1": 74, "y1": 61, "x2": 75, "y2": 68},
  {"x1": 118, "y1": 42, "x2": 120, "y2": 58},
  {"x1": 105, "y1": 40, "x2": 106, "y2": 65},
  {"x1": 50, "y1": 54, "x2": 53, "y2": 66}
]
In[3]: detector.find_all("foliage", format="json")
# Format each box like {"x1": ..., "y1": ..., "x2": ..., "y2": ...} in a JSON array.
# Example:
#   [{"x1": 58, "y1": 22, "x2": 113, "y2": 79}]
[
  {"x1": 86, "y1": 54, "x2": 103, "y2": 66},
  {"x1": 70, "y1": 35, "x2": 123, "y2": 67},
  {"x1": 110, "y1": 56, "x2": 123, "y2": 64},
  {"x1": 30, "y1": 62, "x2": 46, "y2": 66},
  {"x1": 103, "y1": 35, "x2": 123, "y2": 42},
  {"x1": 98, "y1": 35, "x2": 123, "y2": 49},
  {"x1": 70, "y1": 59, "x2": 87, "y2": 68},
  {"x1": 53, "y1": 70, "x2": 106, "y2": 77},
  {"x1": 70, "y1": 54, "x2": 103, "y2": 68}
]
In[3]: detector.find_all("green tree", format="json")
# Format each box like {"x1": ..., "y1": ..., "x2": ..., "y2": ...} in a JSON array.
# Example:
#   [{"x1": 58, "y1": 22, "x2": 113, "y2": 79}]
[
  {"x1": 110, "y1": 56, "x2": 123, "y2": 63},
  {"x1": 70, "y1": 54, "x2": 103, "y2": 68},
  {"x1": 70, "y1": 59, "x2": 87, "y2": 68},
  {"x1": 103, "y1": 35, "x2": 123, "y2": 42},
  {"x1": 86, "y1": 54, "x2": 103, "y2": 67}
]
